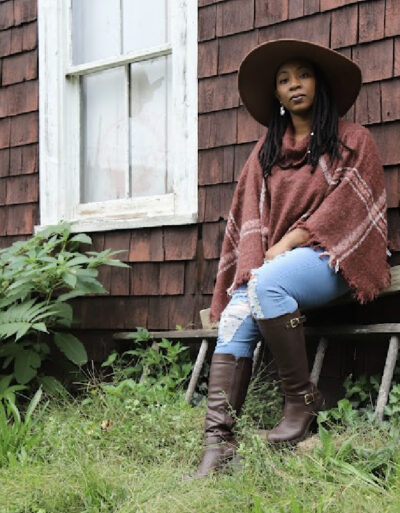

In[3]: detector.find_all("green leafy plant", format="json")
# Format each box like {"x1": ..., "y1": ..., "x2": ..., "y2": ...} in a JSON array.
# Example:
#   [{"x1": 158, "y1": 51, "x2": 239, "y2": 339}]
[
  {"x1": 0, "y1": 375, "x2": 26, "y2": 419},
  {"x1": 101, "y1": 328, "x2": 193, "y2": 404},
  {"x1": 317, "y1": 398, "x2": 360, "y2": 426},
  {"x1": 343, "y1": 374, "x2": 380, "y2": 410},
  {"x1": 0, "y1": 387, "x2": 46, "y2": 467},
  {"x1": 342, "y1": 373, "x2": 400, "y2": 421},
  {"x1": 314, "y1": 422, "x2": 357, "y2": 464},
  {"x1": 384, "y1": 384, "x2": 400, "y2": 420},
  {"x1": 0, "y1": 222, "x2": 128, "y2": 388}
]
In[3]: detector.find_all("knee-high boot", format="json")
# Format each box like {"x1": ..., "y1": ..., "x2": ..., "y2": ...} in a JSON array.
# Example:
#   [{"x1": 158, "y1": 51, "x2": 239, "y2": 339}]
[
  {"x1": 195, "y1": 353, "x2": 253, "y2": 477},
  {"x1": 257, "y1": 309, "x2": 324, "y2": 444}
]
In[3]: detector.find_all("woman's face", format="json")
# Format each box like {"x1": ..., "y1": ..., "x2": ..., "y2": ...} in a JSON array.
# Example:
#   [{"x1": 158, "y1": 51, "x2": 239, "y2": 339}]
[{"x1": 275, "y1": 59, "x2": 316, "y2": 118}]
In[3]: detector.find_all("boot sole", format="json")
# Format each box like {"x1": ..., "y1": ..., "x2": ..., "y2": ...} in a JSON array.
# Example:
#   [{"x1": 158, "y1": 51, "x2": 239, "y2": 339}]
[
  {"x1": 267, "y1": 399, "x2": 326, "y2": 448},
  {"x1": 267, "y1": 419, "x2": 317, "y2": 448},
  {"x1": 184, "y1": 444, "x2": 239, "y2": 480}
]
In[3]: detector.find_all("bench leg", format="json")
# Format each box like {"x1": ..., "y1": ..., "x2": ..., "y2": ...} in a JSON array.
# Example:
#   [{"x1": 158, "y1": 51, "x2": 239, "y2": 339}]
[
  {"x1": 185, "y1": 339, "x2": 209, "y2": 404},
  {"x1": 375, "y1": 335, "x2": 399, "y2": 422},
  {"x1": 310, "y1": 337, "x2": 328, "y2": 386}
]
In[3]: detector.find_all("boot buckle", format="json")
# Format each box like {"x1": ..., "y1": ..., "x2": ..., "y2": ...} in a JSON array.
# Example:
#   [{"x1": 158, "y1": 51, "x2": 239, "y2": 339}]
[
  {"x1": 304, "y1": 392, "x2": 314, "y2": 405},
  {"x1": 287, "y1": 315, "x2": 306, "y2": 329}
]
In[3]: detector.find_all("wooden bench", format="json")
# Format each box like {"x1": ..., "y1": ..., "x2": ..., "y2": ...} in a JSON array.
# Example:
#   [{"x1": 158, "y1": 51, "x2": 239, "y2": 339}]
[{"x1": 114, "y1": 265, "x2": 400, "y2": 422}]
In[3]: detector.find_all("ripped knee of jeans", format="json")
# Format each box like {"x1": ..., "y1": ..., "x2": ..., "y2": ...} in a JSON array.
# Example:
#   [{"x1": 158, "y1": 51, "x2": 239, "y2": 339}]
[
  {"x1": 217, "y1": 300, "x2": 252, "y2": 347},
  {"x1": 247, "y1": 271, "x2": 264, "y2": 320}
]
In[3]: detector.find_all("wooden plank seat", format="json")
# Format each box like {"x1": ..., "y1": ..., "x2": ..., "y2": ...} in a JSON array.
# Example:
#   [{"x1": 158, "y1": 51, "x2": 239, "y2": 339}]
[{"x1": 114, "y1": 265, "x2": 400, "y2": 421}]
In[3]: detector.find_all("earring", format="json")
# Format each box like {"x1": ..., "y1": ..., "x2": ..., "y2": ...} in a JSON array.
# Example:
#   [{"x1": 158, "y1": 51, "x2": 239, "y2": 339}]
[{"x1": 280, "y1": 104, "x2": 285, "y2": 116}]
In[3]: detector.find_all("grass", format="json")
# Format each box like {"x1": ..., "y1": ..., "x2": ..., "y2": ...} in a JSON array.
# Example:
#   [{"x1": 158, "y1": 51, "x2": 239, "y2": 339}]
[{"x1": 1, "y1": 371, "x2": 400, "y2": 513}]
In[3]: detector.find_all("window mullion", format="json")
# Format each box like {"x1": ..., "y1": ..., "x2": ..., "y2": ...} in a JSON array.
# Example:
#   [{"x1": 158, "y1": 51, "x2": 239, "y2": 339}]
[
  {"x1": 119, "y1": 0, "x2": 123, "y2": 55},
  {"x1": 65, "y1": 43, "x2": 172, "y2": 77},
  {"x1": 125, "y1": 64, "x2": 132, "y2": 198},
  {"x1": 66, "y1": 0, "x2": 73, "y2": 67},
  {"x1": 65, "y1": 0, "x2": 81, "y2": 217},
  {"x1": 77, "y1": 75, "x2": 83, "y2": 205}
]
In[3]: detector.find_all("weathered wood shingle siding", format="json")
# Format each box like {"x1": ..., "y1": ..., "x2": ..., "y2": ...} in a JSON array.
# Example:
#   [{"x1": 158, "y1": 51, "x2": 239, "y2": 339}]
[
  {"x1": 0, "y1": 0, "x2": 38, "y2": 247},
  {"x1": 0, "y1": 1, "x2": 399, "y2": 365}
]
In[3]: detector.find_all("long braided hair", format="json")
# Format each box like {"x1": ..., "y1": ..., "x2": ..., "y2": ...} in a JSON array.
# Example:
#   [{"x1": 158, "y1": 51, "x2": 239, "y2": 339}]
[{"x1": 258, "y1": 64, "x2": 351, "y2": 177}]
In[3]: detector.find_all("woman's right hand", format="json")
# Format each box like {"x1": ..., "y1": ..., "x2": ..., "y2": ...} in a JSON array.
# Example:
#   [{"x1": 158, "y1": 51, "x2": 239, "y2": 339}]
[{"x1": 265, "y1": 228, "x2": 310, "y2": 260}]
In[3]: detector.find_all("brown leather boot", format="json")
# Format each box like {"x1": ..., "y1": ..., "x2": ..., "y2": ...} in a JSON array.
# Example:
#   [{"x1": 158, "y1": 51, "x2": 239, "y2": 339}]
[
  {"x1": 257, "y1": 309, "x2": 324, "y2": 444},
  {"x1": 194, "y1": 353, "x2": 252, "y2": 477}
]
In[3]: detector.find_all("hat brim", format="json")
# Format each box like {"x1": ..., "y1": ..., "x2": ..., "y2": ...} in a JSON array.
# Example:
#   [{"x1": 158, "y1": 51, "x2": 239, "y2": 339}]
[{"x1": 238, "y1": 39, "x2": 362, "y2": 127}]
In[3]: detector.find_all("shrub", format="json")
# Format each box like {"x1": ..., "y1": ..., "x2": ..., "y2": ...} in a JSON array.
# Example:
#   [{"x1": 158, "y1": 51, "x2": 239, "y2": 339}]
[{"x1": 0, "y1": 222, "x2": 128, "y2": 390}]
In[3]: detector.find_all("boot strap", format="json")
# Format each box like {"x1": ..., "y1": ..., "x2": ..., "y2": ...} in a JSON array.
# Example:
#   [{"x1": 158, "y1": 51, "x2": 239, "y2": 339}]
[
  {"x1": 285, "y1": 314, "x2": 306, "y2": 329},
  {"x1": 285, "y1": 390, "x2": 315, "y2": 405},
  {"x1": 206, "y1": 433, "x2": 235, "y2": 445}
]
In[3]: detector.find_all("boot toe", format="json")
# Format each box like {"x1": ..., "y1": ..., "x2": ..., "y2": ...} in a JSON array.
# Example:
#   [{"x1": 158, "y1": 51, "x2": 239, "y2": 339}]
[{"x1": 192, "y1": 443, "x2": 236, "y2": 478}]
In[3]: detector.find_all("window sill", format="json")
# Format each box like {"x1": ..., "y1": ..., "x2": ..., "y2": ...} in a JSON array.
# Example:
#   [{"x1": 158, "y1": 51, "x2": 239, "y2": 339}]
[{"x1": 35, "y1": 212, "x2": 198, "y2": 233}]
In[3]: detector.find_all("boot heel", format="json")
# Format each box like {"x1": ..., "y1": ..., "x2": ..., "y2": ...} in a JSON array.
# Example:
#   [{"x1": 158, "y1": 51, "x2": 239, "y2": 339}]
[{"x1": 309, "y1": 414, "x2": 319, "y2": 434}]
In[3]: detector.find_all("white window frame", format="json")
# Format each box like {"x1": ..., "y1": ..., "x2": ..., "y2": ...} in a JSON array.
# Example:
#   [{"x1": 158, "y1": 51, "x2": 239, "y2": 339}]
[{"x1": 38, "y1": 0, "x2": 198, "y2": 232}]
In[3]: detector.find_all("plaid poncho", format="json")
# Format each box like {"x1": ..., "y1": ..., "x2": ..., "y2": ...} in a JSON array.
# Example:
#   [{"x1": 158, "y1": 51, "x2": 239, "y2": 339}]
[{"x1": 210, "y1": 120, "x2": 391, "y2": 322}]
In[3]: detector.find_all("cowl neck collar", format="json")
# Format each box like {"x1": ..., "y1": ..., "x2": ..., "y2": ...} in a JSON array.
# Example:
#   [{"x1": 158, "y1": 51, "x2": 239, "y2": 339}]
[{"x1": 277, "y1": 122, "x2": 311, "y2": 169}]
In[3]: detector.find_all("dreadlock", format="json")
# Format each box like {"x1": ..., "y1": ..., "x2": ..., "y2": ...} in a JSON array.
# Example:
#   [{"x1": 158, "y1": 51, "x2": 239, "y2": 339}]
[{"x1": 258, "y1": 65, "x2": 351, "y2": 177}]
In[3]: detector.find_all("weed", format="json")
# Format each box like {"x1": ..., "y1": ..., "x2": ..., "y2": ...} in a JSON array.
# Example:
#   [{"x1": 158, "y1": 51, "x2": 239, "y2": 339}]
[
  {"x1": 100, "y1": 328, "x2": 193, "y2": 405},
  {"x1": 242, "y1": 361, "x2": 283, "y2": 429},
  {"x1": 343, "y1": 374, "x2": 380, "y2": 410},
  {"x1": 317, "y1": 398, "x2": 359, "y2": 427},
  {"x1": 0, "y1": 387, "x2": 46, "y2": 467},
  {"x1": 384, "y1": 384, "x2": 400, "y2": 420},
  {"x1": 331, "y1": 372, "x2": 400, "y2": 423}
]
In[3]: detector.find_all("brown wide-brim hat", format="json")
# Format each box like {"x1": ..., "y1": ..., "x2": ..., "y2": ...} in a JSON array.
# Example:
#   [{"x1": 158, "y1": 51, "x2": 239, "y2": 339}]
[{"x1": 238, "y1": 39, "x2": 362, "y2": 127}]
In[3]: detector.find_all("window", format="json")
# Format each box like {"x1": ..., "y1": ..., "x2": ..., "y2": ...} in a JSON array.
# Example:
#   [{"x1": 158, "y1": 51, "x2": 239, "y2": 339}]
[{"x1": 38, "y1": 0, "x2": 197, "y2": 231}]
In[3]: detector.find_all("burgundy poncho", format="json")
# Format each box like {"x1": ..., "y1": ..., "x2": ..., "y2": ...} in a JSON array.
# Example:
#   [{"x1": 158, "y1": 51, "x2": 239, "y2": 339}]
[{"x1": 210, "y1": 120, "x2": 392, "y2": 322}]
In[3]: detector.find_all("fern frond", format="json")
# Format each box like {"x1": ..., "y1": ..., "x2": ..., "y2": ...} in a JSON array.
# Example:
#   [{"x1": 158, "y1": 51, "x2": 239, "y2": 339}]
[{"x1": 0, "y1": 300, "x2": 55, "y2": 341}]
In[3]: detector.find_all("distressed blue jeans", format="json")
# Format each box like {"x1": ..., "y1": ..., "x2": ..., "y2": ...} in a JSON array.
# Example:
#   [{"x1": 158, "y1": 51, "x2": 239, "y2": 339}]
[{"x1": 215, "y1": 247, "x2": 350, "y2": 359}]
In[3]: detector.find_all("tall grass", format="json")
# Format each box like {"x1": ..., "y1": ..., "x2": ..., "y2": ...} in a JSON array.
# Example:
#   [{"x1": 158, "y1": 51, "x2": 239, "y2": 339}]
[{"x1": 0, "y1": 376, "x2": 400, "y2": 513}]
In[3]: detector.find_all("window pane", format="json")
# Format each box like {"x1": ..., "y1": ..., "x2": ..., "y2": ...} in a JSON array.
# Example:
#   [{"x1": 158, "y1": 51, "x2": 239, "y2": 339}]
[
  {"x1": 122, "y1": 0, "x2": 168, "y2": 54},
  {"x1": 72, "y1": 0, "x2": 120, "y2": 64},
  {"x1": 81, "y1": 67, "x2": 128, "y2": 203},
  {"x1": 130, "y1": 55, "x2": 171, "y2": 197}
]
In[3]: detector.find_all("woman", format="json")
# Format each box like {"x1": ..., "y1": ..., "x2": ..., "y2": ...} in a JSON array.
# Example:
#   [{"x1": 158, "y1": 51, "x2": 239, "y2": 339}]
[{"x1": 195, "y1": 39, "x2": 391, "y2": 478}]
